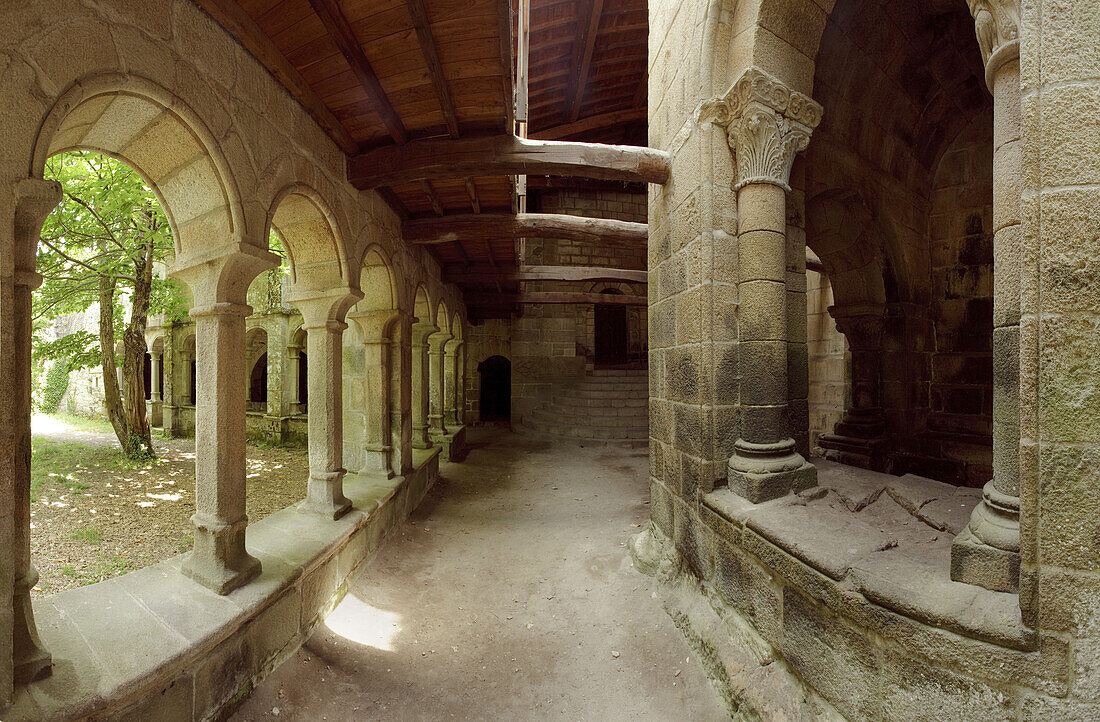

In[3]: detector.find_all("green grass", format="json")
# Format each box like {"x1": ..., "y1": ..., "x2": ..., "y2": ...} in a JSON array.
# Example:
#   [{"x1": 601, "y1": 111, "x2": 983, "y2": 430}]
[
  {"x1": 58, "y1": 555, "x2": 134, "y2": 586},
  {"x1": 31, "y1": 437, "x2": 162, "y2": 501},
  {"x1": 71, "y1": 527, "x2": 103, "y2": 545},
  {"x1": 50, "y1": 413, "x2": 115, "y2": 434}
]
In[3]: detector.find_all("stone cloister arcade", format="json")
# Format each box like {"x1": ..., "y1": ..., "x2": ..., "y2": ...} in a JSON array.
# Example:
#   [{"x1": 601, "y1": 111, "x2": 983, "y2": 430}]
[{"x1": 1, "y1": 0, "x2": 1099, "y2": 718}]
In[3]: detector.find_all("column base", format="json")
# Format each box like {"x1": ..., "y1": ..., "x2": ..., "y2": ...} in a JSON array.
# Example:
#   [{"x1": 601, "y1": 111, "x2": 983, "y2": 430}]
[
  {"x1": 302, "y1": 470, "x2": 353, "y2": 520},
  {"x1": 951, "y1": 481, "x2": 1020, "y2": 593},
  {"x1": 428, "y1": 414, "x2": 448, "y2": 436},
  {"x1": 182, "y1": 512, "x2": 262, "y2": 595},
  {"x1": 727, "y1": 439, "x2": 817, "y2": 503},
  {"x1": 411, "y1": 426, "x2": 432, "y2": 450},
  {"x1": 13, "y1": 567, "x2": 51, "y2": 684}
]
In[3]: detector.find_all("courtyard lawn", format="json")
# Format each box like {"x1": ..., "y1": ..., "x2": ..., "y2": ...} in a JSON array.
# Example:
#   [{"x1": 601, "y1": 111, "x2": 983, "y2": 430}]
[{"x1": 29, "y1": 415, "x2": 309, "y2": 597}]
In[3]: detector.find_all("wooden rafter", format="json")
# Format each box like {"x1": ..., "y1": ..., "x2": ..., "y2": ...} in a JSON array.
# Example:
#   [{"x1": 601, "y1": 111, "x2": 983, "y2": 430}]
[
  {"x1": 498, "y1": 0, "x2": 516, "y2": 128},
  {"x1": 465, "y1": 291, "x2": 647, "y2": 307},
  {"x1": 404, "y1": 213, "x2": 647, "y2": 246},
  {"x1": 404, "y1": 0, "x2": 460, "y2": 139},
  {"x1": 444, "y1": 264, "x2": 647, "y2": 285},
  {"x1": 191, "y1": 0, "x2": 357, "y2": 154},
  {"x1": 464, "y1": 179, "x2": 482, "y2": 214},
  {"x1": 350, "y1": 135, "x2": 670, "y2": 188},
  {"x1": 307, "y1": 0, "x2": 407, "y2": 145},
  {"x1": 531, "y1": 108, "x2": 647, "y2": 140},
  {"x1": 566, "y1": 0, "x2": 605, "y2": 123},
  {"x1": 418, "y1": 179, "x2": 445, "y2": 217}
]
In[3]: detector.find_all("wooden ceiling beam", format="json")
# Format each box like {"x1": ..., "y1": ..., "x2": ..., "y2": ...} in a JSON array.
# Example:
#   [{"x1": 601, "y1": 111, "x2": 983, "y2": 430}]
[
  {"x1": 530, "y1": 107, "x2": 647, "y2": 140},
  {"x1": 464, "y1": 179, "x2": 482, "y2": 214},
  {"x1": 418, "y1": 179, "x2": 445, "y2": 216},
  {"x1": 498, "y1": 0, "x2": 516, "y2": 128},
  {"x1": 567, "y1": 0, "x2": 605, "y2": 123},
  {"x1": 349, "y1": 135, "x2": 669, "y2": 188},
  {"x1": 465, "y1": 291, "x2": 647, "y2": 307},
  {"x1": 191, "y1": 0, "x2": 357, "y2": 154},
  {"x1": 404, "y1": 0, "x2": 460, "y2": 139},
  {"x1": 444, "y1": 264, "x2": 647, "y2": 285},
  {"x1": 307, "y1": 0, "x2": 407, "y2": 145},
  {"x1": 404, "y1": 212, "x2": 647, "y2": 246}
]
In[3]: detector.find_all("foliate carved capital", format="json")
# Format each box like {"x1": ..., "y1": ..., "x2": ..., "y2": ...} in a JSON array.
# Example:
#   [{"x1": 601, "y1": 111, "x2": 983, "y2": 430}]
[
  {"x1": 969, "y1": 0, "x2": 1020, "y2": 82},
  {"x1": 828, "y1": 304, "x2": 885, "y2": 348},
  {"x1": 696, "y1": 67, "x2": 822, "y2": 192}
]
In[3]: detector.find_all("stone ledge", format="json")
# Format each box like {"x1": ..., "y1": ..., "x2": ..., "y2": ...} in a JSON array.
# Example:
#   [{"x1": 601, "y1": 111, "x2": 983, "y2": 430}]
[
  {"x1": 6, "y1": 447, "x2": 442, "y2": 721},
  {"x1": 702, "y1": 461, "x2": 1038, "y2": 653}
]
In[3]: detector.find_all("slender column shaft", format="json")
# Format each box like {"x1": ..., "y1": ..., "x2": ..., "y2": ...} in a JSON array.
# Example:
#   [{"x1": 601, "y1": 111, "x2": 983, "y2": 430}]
[
  {"x1": 362, "y1": 337, "x2": 393, "y2": 476},
  {"x1": 952, "y1": 32, "x2": 1023, "y2": 592},
  {"x1": 444, "y1": 341, "x2": 461, "y2": 426},
  {"x1": 181, "y1": 302, "x2": 261, "y2": 595},
  {"x1": 391, "y1": 317, "x2": 414, "y2": 474},
  {"x1": 455, "y1": 344, "x2": 466, "y2": 425},
  {"x1": 411, "y1": 323, "x2": 437, "y2": 448},
  {"x1": 11, "y1": 271, "x2": 50, "y2": 683},
  {"x1": 161, "y1": 330, "x2": 178, "y2": 435},
  {"x1": 150, "y1": 353, "x2": 162, "y2": 402},
  {"x1": 302, "y1": 321, "x2": 352, "y2": 519},
  {"x1": 286, "y1": 347, "x2": 301, "y2": 409},
  {"x1": 429, "y1": 335, "x2": 452, "y2": 435}
]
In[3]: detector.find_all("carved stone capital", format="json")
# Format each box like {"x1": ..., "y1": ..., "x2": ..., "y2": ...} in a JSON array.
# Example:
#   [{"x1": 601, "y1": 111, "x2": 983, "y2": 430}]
[
  {"x1": 828, "y1": 304, "x2": 885, "y2": 348},
  {"x1": 969, "y1": 0, "x2": 1020, "y2": 85},
  {"x1": 696, "y1": 67, "x2": 822, "y2": 192}
]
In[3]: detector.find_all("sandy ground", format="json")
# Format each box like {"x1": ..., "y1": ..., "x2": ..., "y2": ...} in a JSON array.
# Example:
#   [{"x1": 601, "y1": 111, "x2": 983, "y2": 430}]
[{"x1": 232, "y1": 428, "x2": 726, "y2": 721}]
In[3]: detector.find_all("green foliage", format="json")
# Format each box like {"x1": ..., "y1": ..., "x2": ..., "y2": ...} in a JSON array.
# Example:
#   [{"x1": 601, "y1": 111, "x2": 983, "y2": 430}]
[
  {"x1": 33, "y1": 150, "x2": 184, "y2": 359},
  {"x1": 71, "y1": 527, "x2": 103, "y2": 545},
  {"x1": 37, "y1": 358, "x2": 70, "y2": 414}
]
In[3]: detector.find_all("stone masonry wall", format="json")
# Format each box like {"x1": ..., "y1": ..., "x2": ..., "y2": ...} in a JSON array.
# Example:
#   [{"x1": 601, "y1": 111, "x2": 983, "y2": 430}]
[{"x1": 806, "y1": 269, "x2": 848, "y2": 451}]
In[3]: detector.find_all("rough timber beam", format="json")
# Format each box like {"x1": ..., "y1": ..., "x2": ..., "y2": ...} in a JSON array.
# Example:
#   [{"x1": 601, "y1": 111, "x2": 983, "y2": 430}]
[
  {"x1": 567, "y1": 0, "x2": 604, "y2": 122},
  {"x1": 403, "y1": 213, "x2": 648, "y2": 246},
  {"x1": 465, "y1": 291, "x2": 648, "y2": 307},
  {"x1": 444, "y1": 265, "x2": 647, "y2": 285},
  {"x1": 308, "y1": 0, "x2": 407, "y2": 145},
  {"x1": 349, "y1": 135, "x2": 670, "y2": 189},
  {"x1": 192, "y1": 0, "x2": 357, "y2": 154}
]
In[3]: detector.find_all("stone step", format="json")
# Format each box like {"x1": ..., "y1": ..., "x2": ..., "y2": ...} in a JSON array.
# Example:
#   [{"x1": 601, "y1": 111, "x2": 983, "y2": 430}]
[
  {"x1": 552, "y1": 396, "x2": 648, "y2": 409},
  {"x1": 567, "y1": 383, "x2": 648, "y2": 395},
  {"x1": 514, "y1": 420, "x2": 648, "y2": 448},
  {"x1": 540, "y1": 402, "x2": 648, "y2": 419},
  {"x1": 590, "y1": 368, "x2": 648, "y2": 377},
  {"x1": 526, "y1": 406, "x2": 648, "y2": 428},
  {"x1": 520, "y1": 415, "x2": 647, "y2": 440}
]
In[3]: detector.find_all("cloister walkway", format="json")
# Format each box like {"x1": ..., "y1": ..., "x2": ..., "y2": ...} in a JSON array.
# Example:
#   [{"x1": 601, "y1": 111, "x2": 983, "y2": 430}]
[{"x1": 232, "y1": 428, "x2": 725, "y2": 720}]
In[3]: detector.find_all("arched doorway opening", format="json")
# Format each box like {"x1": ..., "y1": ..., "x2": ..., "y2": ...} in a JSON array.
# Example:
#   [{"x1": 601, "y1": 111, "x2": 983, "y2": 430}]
[
  {"x1": 249, "y1": 353, "x2": 268, "y2": 406},
  {"x1": 479, "y1": 356, "x2": 511, "y2": 423},
  {"x1": 594, "y1": 289, "x2": 627, "y2": 367}
]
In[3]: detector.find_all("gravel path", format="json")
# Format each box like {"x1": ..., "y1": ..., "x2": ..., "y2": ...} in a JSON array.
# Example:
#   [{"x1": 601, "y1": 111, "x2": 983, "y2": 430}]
[{"x1": 233, "y1": 428, "x2": 727, "y2": 720}]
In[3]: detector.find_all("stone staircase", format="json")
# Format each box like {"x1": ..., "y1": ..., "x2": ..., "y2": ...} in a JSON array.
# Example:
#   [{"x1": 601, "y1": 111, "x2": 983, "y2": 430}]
[{"x1": 518, "y1": 367, "x2": 649, "y2": 446}]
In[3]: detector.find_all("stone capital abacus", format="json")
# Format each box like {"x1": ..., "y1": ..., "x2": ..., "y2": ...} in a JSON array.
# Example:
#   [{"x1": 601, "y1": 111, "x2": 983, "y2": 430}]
[
  {"x1": 697, "y1": 67, "x2": 823, "y2": 192},
  {"x1": 968, "y1": 0, "x2": 1021, "y2": 87}
]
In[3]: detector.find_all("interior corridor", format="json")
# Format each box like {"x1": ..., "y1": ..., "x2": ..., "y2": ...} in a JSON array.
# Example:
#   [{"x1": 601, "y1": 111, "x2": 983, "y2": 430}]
[{"x1": 232, "y1": 429, "x2": 724, "y2": 720}]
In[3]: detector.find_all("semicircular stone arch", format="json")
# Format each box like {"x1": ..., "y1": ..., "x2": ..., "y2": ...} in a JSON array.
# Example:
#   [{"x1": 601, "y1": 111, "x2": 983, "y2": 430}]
[
  {"x1": 267, "y1": 184, "x2": 350, "y2": 293},
  {"x1": 31, "y1": 73, "x2": 244, "y2": 262}
]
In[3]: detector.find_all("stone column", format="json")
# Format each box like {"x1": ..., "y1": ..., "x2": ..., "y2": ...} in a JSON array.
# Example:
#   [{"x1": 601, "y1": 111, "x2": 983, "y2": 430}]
[
  {"x1": 429, "y1": 331, "x2": 453, "y2": 435},
  {"x1": 818, "y1": 305, "x2": 889, "y2": 470},
  {"x1": 288, "y1": 288, "x2": 363, "y2": 519},
  {"x1": 411, "y1": 322, "x2": 438, "y2": 449},
  {"x1": 150, "y1": 352, "x2": 162, "y2": 402},
  {"x1": 444, "y1": 339, "x2": 463, "y2": 426},
  {"x1": 952, "y1": 0, "x2": 1023, "y2": 593},
  {"x1": 455, "y1": 342, "x2": 467, "y2": 425},
  {"x1": 286, "y1": 345, "x2": 302, "y2": 412},
  {"x1": 391, "y1": 314, "x2": 414, "y2": 473},
  {"x1": 171, "y1": 246, "x2": 277, "y2": 595},
  {"x1": 6, "y1": 179, "x2": 62, "y2": 689},
  {"x1": 699, "y1": 68, "x2": 822, "y2": 503},
  {"x1": 161, "y1": 328, "x2": 178, "y2": 436},
  {"x1": 348, "y1": 310, "x2": 398, "y2": 477}
]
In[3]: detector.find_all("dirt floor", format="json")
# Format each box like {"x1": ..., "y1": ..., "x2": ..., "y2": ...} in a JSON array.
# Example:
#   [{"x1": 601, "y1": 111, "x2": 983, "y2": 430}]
[
  {"x1": 29, "y1": 414, "x2": 308, "y2": 597},
  {"x1": 232, "y1": 428, "x2": 727, "y2": 721}
]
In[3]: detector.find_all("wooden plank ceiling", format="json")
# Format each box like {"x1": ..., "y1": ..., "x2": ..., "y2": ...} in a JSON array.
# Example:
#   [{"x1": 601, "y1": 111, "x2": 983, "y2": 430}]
[{"x1": 194, "y1": 0, "x2": 649, "y2": 318}]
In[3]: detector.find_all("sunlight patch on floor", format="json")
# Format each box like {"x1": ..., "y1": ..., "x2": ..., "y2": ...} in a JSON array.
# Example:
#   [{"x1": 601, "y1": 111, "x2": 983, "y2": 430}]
[{"x1": 324, "y1": 595, "x2": 401, "y2": 652}]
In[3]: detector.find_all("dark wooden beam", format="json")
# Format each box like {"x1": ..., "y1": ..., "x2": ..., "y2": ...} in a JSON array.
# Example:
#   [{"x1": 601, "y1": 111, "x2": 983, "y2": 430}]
[
  {"x1": 404, "y1": 0, "x2": 460, "y2": 139},
  {"x1": 499, "y1": 0, "x2": 516, "y2": 129},
  {"x1": 464, "y1": 179, "x2": 481, "y2": 214},
  {"x1": 349, "y1": 135, "x2": 670, "y2": 188},
  {"x1": 191, "y1": 0, "x2": 357, "y2": 154},
  {"x1": 308, "y1": 0, "x2": 407, "y2": 145},
  {"x1": 567, "y1": 0, "x2": 604, "y2": 122},
  {"x1": 465, "y1": 291, "x2": 647, "y2": 306},
  {"x1": 418, "y1": 179, "x2": 445, "y2": 216},
  {"x1": 530, "y1": 107, "x2": 647, "y2": 140},
  {"x1": 404, "y1": 213, "x2": 647, "y2": 246},
  {"x1": 445, "y1": 264, "x2": 646, "y2": 285}
]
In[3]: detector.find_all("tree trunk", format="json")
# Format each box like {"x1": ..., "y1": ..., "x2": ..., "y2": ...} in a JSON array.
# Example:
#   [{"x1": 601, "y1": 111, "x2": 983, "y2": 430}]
[
  {"x1": 121, "y1": 231, "x2": 155, "y2": 458},
  {"x1": 97, "y1": 276, "x2": 132, "y2": 454}
]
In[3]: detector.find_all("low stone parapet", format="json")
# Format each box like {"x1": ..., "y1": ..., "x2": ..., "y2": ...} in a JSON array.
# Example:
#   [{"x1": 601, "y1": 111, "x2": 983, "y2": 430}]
[{"x1": 7, "y1": 447, "x2": 441, "y2": 721}]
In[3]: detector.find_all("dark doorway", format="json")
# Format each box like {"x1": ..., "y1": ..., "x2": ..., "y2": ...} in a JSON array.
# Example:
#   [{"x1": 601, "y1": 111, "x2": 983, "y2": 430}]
[
  {"x1": 143, "y1": 352, "x2": 152, "y2": 400},
  {"x1": 249, "y1": 353, "x2": 268, "y2": 404},
  {"x1": 189, "y1": 359, "x2": 197, "y2": 405},
  {"x1": 479, "y1": 355, "x2": 511, "y2": 423},
  {"x1": 298, "y1": 351, "x2": 308, "y2": 409},
  {"x1": 594, "y1": 289, "x2": 628, "y2": 366}
]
